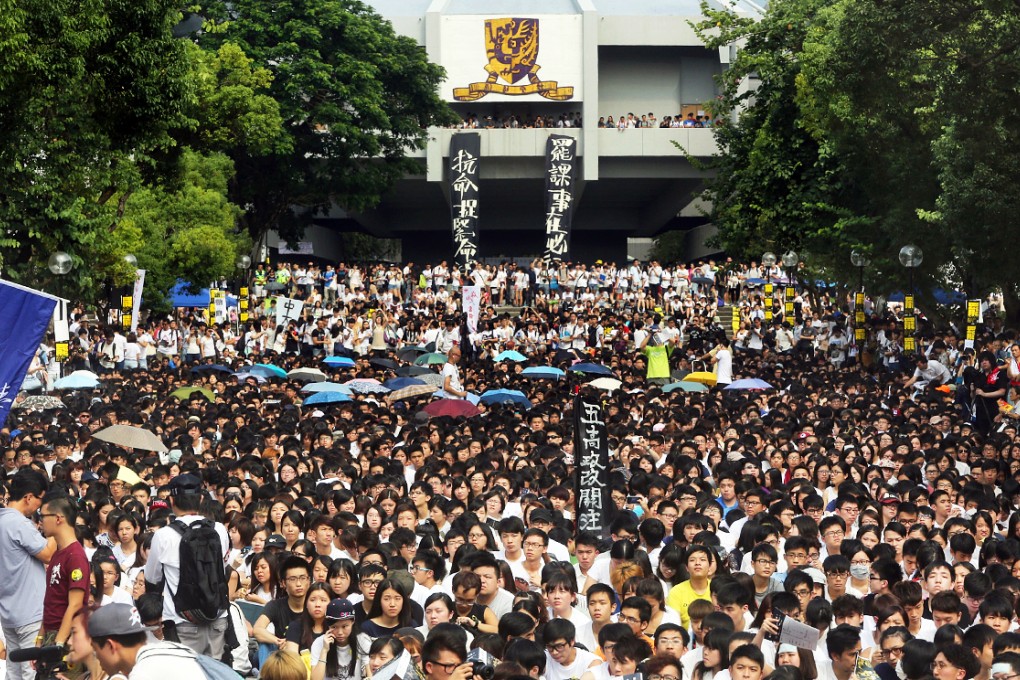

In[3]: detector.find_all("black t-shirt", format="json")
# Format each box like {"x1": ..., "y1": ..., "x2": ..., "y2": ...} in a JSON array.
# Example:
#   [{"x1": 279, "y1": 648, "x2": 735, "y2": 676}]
[
  {"x1": 263, "y1": 599, "x2": 303, "y2": 640},
  {"x1": 285, "y1": 618, "x2": 324, "y2": 652}
]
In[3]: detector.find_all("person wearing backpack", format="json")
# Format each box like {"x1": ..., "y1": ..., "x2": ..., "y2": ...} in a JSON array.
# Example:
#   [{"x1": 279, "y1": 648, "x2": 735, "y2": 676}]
[
  {"x1": 88, "y1": 603, "x2": 237, "y2": 680},
  {"x1": 144, "y1": 473, "x2": 230, "y2": 659}
]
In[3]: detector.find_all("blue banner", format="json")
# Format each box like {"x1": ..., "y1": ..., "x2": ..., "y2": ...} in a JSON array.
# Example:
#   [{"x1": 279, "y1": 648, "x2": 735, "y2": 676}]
[{"x1": 0, "y1": 280, "x2": 58, "y2": 427}]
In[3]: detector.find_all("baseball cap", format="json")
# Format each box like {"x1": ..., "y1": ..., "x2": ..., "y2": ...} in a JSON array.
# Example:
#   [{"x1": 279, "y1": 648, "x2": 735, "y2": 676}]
[
  {"x1": 265, "y1": 534, "x2": 287, "y2": 550},
  {"x1": 168, "y1": 473, "x2": 203, "y2": 496},
  {"x1": 803, "y1": 567, "x2": 826, "y2": 585},
  {"x1": 929, "y1": 415, "x2": 944, "y2": 426},
  {"x1": 88, "y1": 604, "x2": 146, "y2": 637},
  {"x1": 529, "y1": 509, "x2": 554, "y2": 525},
  {"x1": 880, "y1": 493, "x2": 901, "y2": 505},
  {"x1": 325, "y1": 598, "x2": 355, "y2": 622}
]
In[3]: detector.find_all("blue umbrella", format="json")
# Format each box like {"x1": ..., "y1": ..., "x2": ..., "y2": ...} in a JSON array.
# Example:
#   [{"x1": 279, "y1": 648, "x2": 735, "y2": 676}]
[
  {"x1": 479, "y1": 389, "x2": 533, "y2": 409},
  {"x1": 571, "y1": 362, "x2": 615, "y2": 377},
  {"x1": 250, "y1": 363, "x2": 287, "y2": 379},
  {"x1": 53, "y1": 372, "x2": 100, "y2": 390},
  {"x1": 233, "y1": 372, "x2": 266, "y2": 384},
  {"x1": 521, "y1": 366, "x2": 564, "y2": 380},
  {"x1": 723, "y1": 378, "x2": 773, "y2": 391},
  {"x1": 662, "y1": 381, "x2": 709, "y2": 393},
  {"x1": 323, "y1": 356, "x2": 356, "y2": 368},
  {"x1": 302, "y1": 382, "x2": 353, "y2": 394},
  {"x1": 303, "y1": 391, "x2": 353, "y2": 405},
  {"x1": 383, "y1": 377, "x2": 426, "y2": 390},
  {"x1": 493, "y1": 350, "x2": 527, "y2": 363}
]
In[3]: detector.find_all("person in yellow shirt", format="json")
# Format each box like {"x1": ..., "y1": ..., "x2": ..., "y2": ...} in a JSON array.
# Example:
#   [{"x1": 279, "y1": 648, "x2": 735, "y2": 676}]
[{"x1": 667, "y1": 545, "x2": 717, "y2": 629}]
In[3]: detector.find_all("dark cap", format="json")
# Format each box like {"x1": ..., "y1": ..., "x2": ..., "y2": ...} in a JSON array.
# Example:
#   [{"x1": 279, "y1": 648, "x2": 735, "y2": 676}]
[
  {"x1": 879, "y1": 493, "x2": 901, "y2": 505},
  {"x1": 168, "y1": 473, "x2": 203, "y2": 496},
  {"x1": 529, "y1": 509, "x2": 554, "y2": 525},
  {"x1": 265, "y1": 534, "x2": 287, "y2": 550},
  {"x1": 325, "y1": 598, "x2": 355, "y2": 621},
  {"x1": 87, "y1": 604, "x2": 146, "y2": 637}
]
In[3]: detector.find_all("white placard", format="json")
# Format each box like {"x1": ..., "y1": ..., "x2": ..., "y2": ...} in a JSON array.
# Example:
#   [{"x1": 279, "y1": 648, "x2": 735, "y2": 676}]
[
  {"x1": 52, "y1": 299, "x2": 70, "y2": 343},
  {"x1": 462, "y1": 286, "x2": 481, "y2": 334},
  {"x1": 131, "y1": 269, "x2": 145, "y2": 333},
  {"x1": 276, "y1": 297, "x2": 304, "y2": 326},
  {"x1": 779, "y1": 615, "x2": 820, "y2": 650}
]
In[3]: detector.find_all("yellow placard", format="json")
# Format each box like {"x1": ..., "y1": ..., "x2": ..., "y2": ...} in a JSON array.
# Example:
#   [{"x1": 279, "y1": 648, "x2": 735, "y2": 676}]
[
  {"x1": 764, "y1": 284, "x2": 774, "y2": 296},
  {"x1": 121, "y1": 314, "x2": 131, "y2": 330},
  {"x1": 855, "y1": 328, "x2": 866, "y2": 341},
  {"x1": 966, "y1": 325, "x2": 976, "y2": 341},
  {"x1": 854, "y1": 292, "x2": 865, "y2": 307},
  {"x1": 55, "y1": 342, "x2": 69, "y2": 360},
  {"x1": 904, "y1": 337, "x2": 916, "y2": 352},
  {"x1": 904, "y1": 316, "x2": 916, "y2": 331},
  {"x1": 904, "y1": 295, "x2": 914, "y2": 312},
  {"x1": 239, "y1": 299, "x2": 249, "y2": 310},
  {"x1": 855, "y1": 311, "x2": 865, "y2": 325},
  {"x1": 240, "y1": 312, "x2": 249, "y2": 323},
  {"x1": 967, "y1": 300, "x2": 980, "y2": 321},
  {"x1": 785, "y1": 287, "x2": 795, "y2": 300},
  {"x1": 240, "y1": 287, "x2": 249, "y2": 298},
  {"x1": 121, "y1": 295, "x2": 133, "y2": 310}
]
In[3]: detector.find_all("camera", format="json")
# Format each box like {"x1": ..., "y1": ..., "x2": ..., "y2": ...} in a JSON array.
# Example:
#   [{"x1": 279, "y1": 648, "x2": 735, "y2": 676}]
[{"x1": 468, "y1": 648, "x2": 495, "y2": 680}]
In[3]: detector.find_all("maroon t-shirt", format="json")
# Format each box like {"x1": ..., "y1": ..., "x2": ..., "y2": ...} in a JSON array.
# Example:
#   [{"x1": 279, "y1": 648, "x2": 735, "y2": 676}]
[{"x1": 43, "y1": 542, "x2": 90, "y2": 630}]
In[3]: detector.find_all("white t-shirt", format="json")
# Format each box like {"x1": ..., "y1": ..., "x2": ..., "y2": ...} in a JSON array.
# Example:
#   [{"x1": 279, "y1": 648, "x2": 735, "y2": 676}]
[
  {"x1": 715, "y1": 348, "x2": 733, "y2": 384},
  {"x1": 128, "y1": 641, "x2": 206, "y2": 680},
  {"x1": 546, "y1": 648, "x2": 599, "y2": 680},
  {"x1": 145, "y1": 514, "x2": 229, "y2": 625},
  {"x1": 440, "y1": 362, "x2": 463, "y2": 396}
]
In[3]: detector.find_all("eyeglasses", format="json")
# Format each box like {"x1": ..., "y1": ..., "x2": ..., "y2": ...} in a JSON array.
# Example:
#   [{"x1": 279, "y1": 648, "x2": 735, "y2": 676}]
[
  {"x1": 523, "y1": 542, "x2": 546, "y2": 549},
  {"x1": 755, "y1": 559, "x2": 777, "y2": 566},
  {"x1": 409, "y1": 566, "x2": 432, "y2": 573},
  {"x1": 883, "y1": 646, "x2": 904, "y2": 657},
  {"x1": 823, "y1": 530, "x2": 845, "y2": 538},
  {"x1": 932, "y1": 660, "x2": 958, "y2": 671},
  {"x1": 648, "y1": 675, "x2": 679, "y2": 680},
  {"x1": 546, "y1": 642, "x2": 570, "y2": 653},
  {"x1": 427, "y1": 661, "x2": 461, "y2": 674},
  {"x1": 826, "y1": 571, "x2": 849, "y2": 579},
  {"x1": 792, "y1": 588, "x2": 812, "y2": 597},
  {"x1": 360, "y1": 579, "x2": 383, "y2": 587},
  {"x1": 285, "y1": 575, "x2": 309, "y2": 584}
]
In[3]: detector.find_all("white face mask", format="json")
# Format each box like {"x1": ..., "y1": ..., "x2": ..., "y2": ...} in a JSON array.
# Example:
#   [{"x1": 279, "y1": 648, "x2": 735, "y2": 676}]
[{"x1": 850, "y1": 564, "x2": 870, "y2": 581}]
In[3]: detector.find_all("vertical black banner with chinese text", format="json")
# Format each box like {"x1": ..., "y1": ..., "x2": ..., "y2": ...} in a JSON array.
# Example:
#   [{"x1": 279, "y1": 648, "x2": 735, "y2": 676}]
[
  {"x1": 544, "y1": 134, "x2": 576, "y2": 262},
  {"x1": 573, "y1": 394, "x2": 610, "y2": 539},
  {"x1": 449, "y1": 133, "x2": 481, "y2": 266}
]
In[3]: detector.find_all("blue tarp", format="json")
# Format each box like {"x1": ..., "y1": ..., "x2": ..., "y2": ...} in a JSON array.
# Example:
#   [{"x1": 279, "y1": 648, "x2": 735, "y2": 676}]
[
  {"x1": 169, "y1": 281, "x2": 238, "y2": 308},
  {"x1": 886, "y1": 288, "x2": 967, "y2": 306}
]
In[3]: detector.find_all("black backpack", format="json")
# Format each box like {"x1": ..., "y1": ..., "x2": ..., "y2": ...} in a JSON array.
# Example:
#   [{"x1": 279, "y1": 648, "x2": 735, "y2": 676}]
[{"x1": 168, "y1": 519, "x2": 229, "y2": 623}]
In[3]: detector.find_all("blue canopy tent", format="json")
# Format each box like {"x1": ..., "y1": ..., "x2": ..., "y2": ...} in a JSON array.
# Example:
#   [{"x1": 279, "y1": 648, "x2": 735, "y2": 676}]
[
  {"x1": 886, "y1": 289, "x2": 966, "y2": 306},
  {"x1": 169, "y1": 281, "x2": 238, "y2": 308}
]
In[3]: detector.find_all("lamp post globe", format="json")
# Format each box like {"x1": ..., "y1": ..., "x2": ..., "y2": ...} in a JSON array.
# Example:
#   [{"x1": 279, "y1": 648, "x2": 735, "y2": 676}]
[
  {"x1": 850, "y1": 251, "x2": 870, "y2": 268},
  {"x1": 781, "y1": 251, "x2": 799, "y2": 269},
  {"x1": 236, "y1": 255, "x2": 252, "y2": 270},
  {"x1": 47, "y1": 251, "x2": 74, "y2": 276},
  {"x1": 761, "y1": 252, "x2": 777, "y2": 268},
  {"x1": 124, "y1": 254, "x2": 138, "y2": 268},
  {"x1": 898, "y1": 245, "x2": 923, "y2": 269}
]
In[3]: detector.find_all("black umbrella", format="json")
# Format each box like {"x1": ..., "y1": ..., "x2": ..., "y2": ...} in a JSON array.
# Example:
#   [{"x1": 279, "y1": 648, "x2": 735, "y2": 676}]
[
  {"x1": 552, "y1": 349, "x2": 577, "y2": 365},
  {"x1": 396, "y1": 365, "x2": 432, "y2": 377},
  {"x1": 191, "y1": 364, "x2": 232, "y2": 374},
  {"x1": 370, "y1": 358, "x2": 398, "y2": 370},
  {"x1": 396, "y1": 346, "x2": 428, "y2": 363},
  {"x1": 265, "y1": 281, "x2": 286, "y2": 292},
  {"x1": 691, "y1": 276, "x2": 714, "y2": 286}
]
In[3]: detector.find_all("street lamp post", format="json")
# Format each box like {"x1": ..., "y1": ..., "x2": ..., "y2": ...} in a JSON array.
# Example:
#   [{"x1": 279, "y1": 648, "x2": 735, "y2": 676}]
[
  {"x1": 898, "y1": 244, "x2": 923, "y2": 353},
  {"x1": 781, "y1": 251, "x2": 798, "y2": 319},
  {"x1": 47, "y1": 251, "x2": 74, "y2": 371},
  {"x1": 850, "y1": 250, "x2": 870, "y2": 291},
  {"x1": 762, "y1": 252, "x2": 777, "y2": 322},
  {"x1": 849, "y1": 250, "x2": 871, "y2": 349},
  {"x1": 236, "y1": 255, "x2": 252, "y2": 325}
]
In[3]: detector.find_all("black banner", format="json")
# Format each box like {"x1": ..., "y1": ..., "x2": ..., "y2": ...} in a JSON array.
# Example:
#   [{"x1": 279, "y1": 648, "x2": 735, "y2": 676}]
[
  {"x1": 543, "y1": 134, "x2": 577, "y2": 262},
  {"x1": 573, "y1": 394, "x2": 610, "y2": 538},
  {"x1": 449, "y1": 133, "x2": 481, "y2": 267}
]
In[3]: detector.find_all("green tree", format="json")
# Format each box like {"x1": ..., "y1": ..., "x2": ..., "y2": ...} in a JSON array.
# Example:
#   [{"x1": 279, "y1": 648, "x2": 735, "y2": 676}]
[
  {"x1": 119, "y1": 150, "x2": 248, "y2": 312},
  {"x1": 199, "y1": 0, "x2": 457, "y2": 245},
  {"x1": 0, "y1": 0, "x2": 190, "y2": 293}
]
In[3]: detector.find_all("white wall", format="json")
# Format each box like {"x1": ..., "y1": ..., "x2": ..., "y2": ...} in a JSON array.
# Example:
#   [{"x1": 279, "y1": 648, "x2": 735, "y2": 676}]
[{"x1": 597, "y1": 47, "x2": 720, "y2": 119}]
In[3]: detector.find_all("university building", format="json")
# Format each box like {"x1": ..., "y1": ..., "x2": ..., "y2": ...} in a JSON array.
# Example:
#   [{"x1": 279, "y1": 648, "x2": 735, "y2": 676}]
[{"x1": 276, "y1": 0, "x2": 763, "y2": 264}]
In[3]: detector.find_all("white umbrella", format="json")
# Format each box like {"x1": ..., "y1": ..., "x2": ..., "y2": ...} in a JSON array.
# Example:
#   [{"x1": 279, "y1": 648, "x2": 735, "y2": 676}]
[
  {"x1": 590, "y1": 377, "x2": 623, "y2": 392},
  {"x1": 94, "y1": 425, "x2": 167, "y2": 452}
]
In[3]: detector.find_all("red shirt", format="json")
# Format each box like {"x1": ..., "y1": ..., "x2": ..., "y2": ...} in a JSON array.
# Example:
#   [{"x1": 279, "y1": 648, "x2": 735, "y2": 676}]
[{"x1": 43, "y1": 542, "x2": 90, "y2": 630}]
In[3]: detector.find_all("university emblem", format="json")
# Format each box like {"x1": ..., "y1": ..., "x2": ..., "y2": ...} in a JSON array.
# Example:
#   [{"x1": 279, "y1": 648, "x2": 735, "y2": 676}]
[{"x1": 453, "y1": 18, "x2": 574, "y2": 101}]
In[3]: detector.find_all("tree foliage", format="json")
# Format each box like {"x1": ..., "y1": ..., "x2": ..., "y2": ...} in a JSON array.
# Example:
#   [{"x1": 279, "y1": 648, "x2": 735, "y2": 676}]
[
  {"x1": 693, "y1": 0, "x2": 1020, "y2": 317},
  {"x1": 198, "y1": 0, "x2": 458, "y2": 244}
]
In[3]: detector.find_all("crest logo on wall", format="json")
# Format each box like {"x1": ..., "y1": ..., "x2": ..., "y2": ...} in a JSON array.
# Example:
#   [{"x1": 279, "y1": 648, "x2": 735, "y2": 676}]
[{"x1": 452, "y1": 18, "x2": 574, "y2": 101}]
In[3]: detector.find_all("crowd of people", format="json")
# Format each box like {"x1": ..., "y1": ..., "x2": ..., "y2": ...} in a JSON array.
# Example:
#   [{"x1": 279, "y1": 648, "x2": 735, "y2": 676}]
[
  {"x1": 451, "y1": 113, "x2": 582, "y2": 130},
  {"x1": 597, "y1": 113, "x2": 716, "y2": 129},
  {"x1": 2, "y1": 255, "x2": 1019, "y2": 680}
]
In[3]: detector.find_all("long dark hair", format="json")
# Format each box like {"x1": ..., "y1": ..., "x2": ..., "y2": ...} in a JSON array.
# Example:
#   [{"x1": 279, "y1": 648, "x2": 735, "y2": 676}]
[
  {"x1": 366, "y1": 578, "x2": 413, "y2": 627},
  {"x1": 324, "y1": 613, "x2": 360, "y2": 679},
  {"x1": 300, "y1": 583, "x2": 332, "y2": 651}
]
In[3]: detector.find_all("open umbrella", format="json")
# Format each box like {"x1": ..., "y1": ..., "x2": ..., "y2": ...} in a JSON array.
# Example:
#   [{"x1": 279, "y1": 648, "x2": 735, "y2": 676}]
[
  {"x1": 493, "y1": 350, "x2": 527, "y2": 363},
  {"x1": 388, "y1": 384, "x2": 438, "y2": 402},
  {"x1": 14, "y1": 395, "x2": 65, "y2": 411},
  {"x1": 418, "y1": 373, "x2": 445, "y2": 388},
  {"x1": 723, "y1": 378, "x2": 774, "y2": 391},
  {"x1": 415, "y1": 353, "x2": 448, "y2": 366},
  {"x1": 323, "y1": 356, "x2": 356, "y2": 368},
  {"x1": 691, "y1": 276, "x2": 714, "y2": 286},
  {"x1": 369, "y1": 358, "x2": 398, "y2": 371},
  {"x1": 265, "y1": 281, "x2": 286, "y2": 292},
  {"x1": 684, "y1": 371, "x2": 718, "y2": 387},
  {"x1": 396, "y1": 346, "x2": 429, "y2": 362},
  {"x1": 396, "y1": 365, "x2": 432, "y2": 377},
  {"x1": 346, "y1": 380, "x2": 391, "y2": 395},
  {"x1": 170, "y1": 386, "x2": 215, "y2": 402},
  {"x1": 423, "y1": 399, "x2": 480, "y2": 418},
  {"x1": 552, "y1": 349, "x2": 578, "y2": 365},
  {"x1": 383, "y1": 377, "x2": 426, "y2": 391},
  {"x1": 287, "y1": 368, "x2": 327, "y2": 383},
  {"x1": 479, "y1": 389, "x2": 532, "y2": 409},
  {"x1": 302, "y1": 382, "x2": 353, "y2": 394},
  {"x1": 662, "y1": 381, "x2": 709, "y2": 393},
  {"x1": 191, "y1": 364, "x2": 232, "y2": 374},
  {"x1": 303, "y1": 391, "x2": 353, "y2": 405},
  {"x1": 571, "y1": 362, "x2": 615, "y2": 377},
  {"x1": 251, "y1": 364, "x2": 287, "y2": 379},
  {"x1": 53, "y1": 371, "x2": 100, "y2": 390},
  {"x1": 521, "y1": 366, "x2": 564, "y2": 380},
  {"x1": 94, "y1": 425, "x2": 167, "y2": 452},
  {"x1": 232, "y1": 372, "x2": 266, "y2": 384},
  {"x1": 589, "y1": 377, "x2": 623, "y2": 392}
]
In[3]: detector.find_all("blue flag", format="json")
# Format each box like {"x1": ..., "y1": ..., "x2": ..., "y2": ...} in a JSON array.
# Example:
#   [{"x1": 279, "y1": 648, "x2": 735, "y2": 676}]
[{"x1": 0, "y1": 280, "x2": 58, "y2": 427}]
